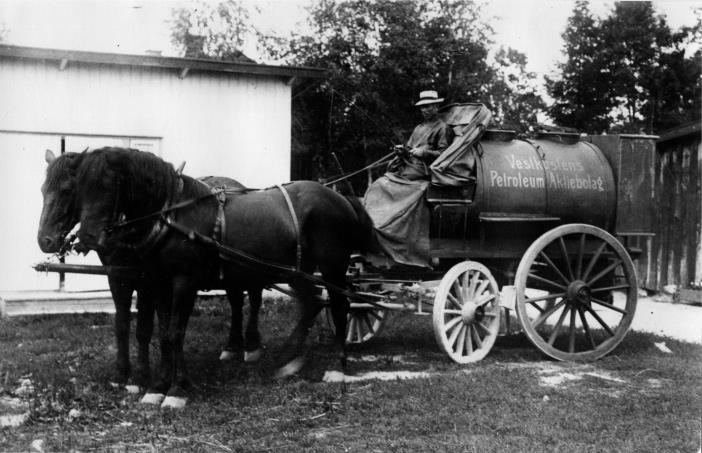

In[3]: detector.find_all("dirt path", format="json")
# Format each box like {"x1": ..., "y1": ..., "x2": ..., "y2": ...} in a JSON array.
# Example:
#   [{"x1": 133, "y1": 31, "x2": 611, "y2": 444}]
[{"x1": 632, "y1": 296, "x2": 701, "y2": 344}]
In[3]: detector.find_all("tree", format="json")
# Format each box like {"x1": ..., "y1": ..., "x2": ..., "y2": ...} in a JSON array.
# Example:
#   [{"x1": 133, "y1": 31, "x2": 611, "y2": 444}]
[
  {"x1": 602, "y1": 2, "x2": 673, "y2": 132},
  {"x1": 547, "y1": 1, "x2": 701, "y2": 134},
  {"x1": 487, "y1": 47, "x2": 546, "y2": 130},
  {"x1": 280, "y1": 0, "x2": 545, "y2": 184},
  {"x1": 168, "y1": 0, "x2": 548, "y2": 186},
  {"x1": 546, "y1": 1, "x2": 613, "y2": 133},
  {"x1": 640, "y1": 9, "x2": 702, "y2": 131},
  {"x1": 170, "y1": 0, "x2": 255, "y2": 62}
]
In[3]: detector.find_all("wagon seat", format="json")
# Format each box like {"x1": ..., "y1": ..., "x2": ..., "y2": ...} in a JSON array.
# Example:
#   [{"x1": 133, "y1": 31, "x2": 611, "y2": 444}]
[{"x1": 426, "y1": 103, "x2": 491, "y2": 240}]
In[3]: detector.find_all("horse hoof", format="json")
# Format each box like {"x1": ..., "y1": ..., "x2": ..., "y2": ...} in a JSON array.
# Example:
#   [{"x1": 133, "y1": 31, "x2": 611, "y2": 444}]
[
  {"x1": 273, "y1": 356, "x2": 306, "y2": 379},
  {"x1": 161, "y1": 396, "x2": 188, "y2": 409},
  {"x1": 244, "y1": 348, "x2": 263, "y2": 363},
  {"x1": 219, "y1": 350, "x2": 236, "y2": 361},
  {"x1": 140, "y1": 392, "x2": 166, "y2": 405}
]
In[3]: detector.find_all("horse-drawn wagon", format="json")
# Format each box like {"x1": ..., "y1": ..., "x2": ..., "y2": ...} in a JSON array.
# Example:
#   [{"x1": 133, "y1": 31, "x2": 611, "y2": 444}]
[
  {"x1": 34, "y1": 104, "x2": 656, "y2": 405},
  {"x1": 334, "y1": 105, "x2": 655, "y2": 364}
]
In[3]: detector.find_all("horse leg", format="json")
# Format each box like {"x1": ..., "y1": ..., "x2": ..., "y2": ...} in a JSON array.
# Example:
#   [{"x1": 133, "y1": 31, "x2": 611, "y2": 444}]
[
  {"x1": 220, "y1": 287, "x2": 244, "y2": 361},
  {"x1": 134, "y1": 280, "x2": 155, "y2": 388},
  {"x1": 107, "y1": 275, "x2": 133, "y2": 385},
  {"x1": 161, "y1": 274, "x2": 198, "y2": 409},
  {"x1": 273, "y1": 280, "x2": 324, "y2": 379},
  {"x1": 244, "y1": 287, "x2": 263, "y2": 363},
  {"x1": 141, "y1": 282, "x2": 172, "y2": 405},
  {"x1": 321, "y1": 267, "x2": 350, "y2": 369}
]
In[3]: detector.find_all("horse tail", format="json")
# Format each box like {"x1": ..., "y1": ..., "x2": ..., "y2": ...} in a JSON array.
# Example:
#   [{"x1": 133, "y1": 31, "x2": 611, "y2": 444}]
[{"x1": 344, "y1": 195, "x2": 380, "y2": 254}]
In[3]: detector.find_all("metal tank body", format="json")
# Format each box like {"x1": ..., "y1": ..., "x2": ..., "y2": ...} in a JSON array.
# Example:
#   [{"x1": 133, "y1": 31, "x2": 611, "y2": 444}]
[
  {"x1": 475, "y1": 134, "x2": 616, "y2": 229},
  {"x1": 428, "y1": 132, "x2": 617, "y2": 262}
]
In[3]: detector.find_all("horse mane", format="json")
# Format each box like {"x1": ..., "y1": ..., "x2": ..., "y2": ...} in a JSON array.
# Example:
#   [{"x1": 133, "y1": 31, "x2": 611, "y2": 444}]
[
  {"x1": 45, "y1": 152, "x2": 84, "y2": 189},
  {"x1": 78, "y1": 147, "x2": 180, "y2": 217}
]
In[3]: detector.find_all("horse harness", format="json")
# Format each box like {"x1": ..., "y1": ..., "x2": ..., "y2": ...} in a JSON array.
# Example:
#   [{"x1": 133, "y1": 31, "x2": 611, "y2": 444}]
[
  {"x1": 207, "y1": 182, "x2": 303, "y2": 276},
  {"x1": 97, "y1": 178, "x2": 383, "y2": 309}
]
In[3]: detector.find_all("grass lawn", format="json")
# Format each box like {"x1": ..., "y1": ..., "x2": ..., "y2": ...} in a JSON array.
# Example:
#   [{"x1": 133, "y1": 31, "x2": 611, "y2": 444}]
[{"x1": 1, "y1": 296, "x2": 700, "y2": 452}]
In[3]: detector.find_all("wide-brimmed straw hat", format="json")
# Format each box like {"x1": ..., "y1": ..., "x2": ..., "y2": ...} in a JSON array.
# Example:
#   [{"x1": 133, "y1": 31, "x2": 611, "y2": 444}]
[{"x1": 415, "y1": 90, "x2": 444, "y2": 106}]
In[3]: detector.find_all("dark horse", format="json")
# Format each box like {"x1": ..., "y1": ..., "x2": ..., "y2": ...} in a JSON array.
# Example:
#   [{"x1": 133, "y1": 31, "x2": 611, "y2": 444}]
[
  {"x1": 37, "y1": 149, "x2": 265, "y2": 389},
  {"x1": 68, "y1": 148, "x2": 375, "y2": 408}
]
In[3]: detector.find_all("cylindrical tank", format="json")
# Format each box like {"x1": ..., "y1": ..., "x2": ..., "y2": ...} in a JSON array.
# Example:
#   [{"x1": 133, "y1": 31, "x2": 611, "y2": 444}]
[{"x1": 474, "y1": 133, "x2": 616, "y2": 230}]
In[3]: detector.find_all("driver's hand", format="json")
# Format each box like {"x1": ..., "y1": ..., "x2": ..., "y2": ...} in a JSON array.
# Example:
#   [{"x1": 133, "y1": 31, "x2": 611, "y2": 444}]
[{"x1": 410, "y1": 148, "x2": 425, "y2": 158}]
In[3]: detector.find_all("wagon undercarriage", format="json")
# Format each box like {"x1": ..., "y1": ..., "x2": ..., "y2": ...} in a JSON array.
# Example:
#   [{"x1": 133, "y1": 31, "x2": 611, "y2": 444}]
[
  {"x1": 35, "y1": 125, "x2": 655, "y2": 366},
  {"x1": 339, "y1": 222, "x2": 638, "y2": 363}
]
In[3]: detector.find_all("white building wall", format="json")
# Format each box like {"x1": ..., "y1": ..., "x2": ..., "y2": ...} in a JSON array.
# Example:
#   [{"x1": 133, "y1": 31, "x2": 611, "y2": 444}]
[
  {"x1": 0, "y1": 57, "x2": 292, "y2": 292},
  {"x1": 0, "y1": 58, "x2": 291, "y2": 186}
]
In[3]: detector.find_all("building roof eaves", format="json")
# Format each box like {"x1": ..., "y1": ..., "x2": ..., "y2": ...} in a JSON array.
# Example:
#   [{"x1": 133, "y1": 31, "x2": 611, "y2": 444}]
[{"x1": 0, "y1": 44, "x2": 325, "y2": 79}]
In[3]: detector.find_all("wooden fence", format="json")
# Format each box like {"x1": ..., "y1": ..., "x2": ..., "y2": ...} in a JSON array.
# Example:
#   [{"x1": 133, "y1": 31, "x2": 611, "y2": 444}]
[{"x1": 640, "y1": 122, "x2": 701, "y2": 292}]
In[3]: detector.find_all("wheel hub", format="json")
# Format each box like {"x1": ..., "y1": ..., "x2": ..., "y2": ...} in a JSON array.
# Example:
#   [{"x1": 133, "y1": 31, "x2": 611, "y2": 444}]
[
  {"x1": 462, "y1": 303, "x2": 485, "y2": 324},
  {"x1": 566, "y1": 280, "x2": 591, "y2": 307}
]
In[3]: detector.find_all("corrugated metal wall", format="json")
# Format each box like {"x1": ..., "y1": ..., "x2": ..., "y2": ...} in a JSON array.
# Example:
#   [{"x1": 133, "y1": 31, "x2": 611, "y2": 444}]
[{"x1": 629, "y1": 124, "x2": 701, "y2": 291}]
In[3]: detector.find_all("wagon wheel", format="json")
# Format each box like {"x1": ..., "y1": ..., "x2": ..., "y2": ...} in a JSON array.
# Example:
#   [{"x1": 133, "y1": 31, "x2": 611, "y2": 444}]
[
  {"x1": 433, "y1": 261, "x2": 501, "y2": 363},
  {"x1": 325, "y1": 306, "x2": 388, "y2": 344},
  {"x1": 514, "y1": 224, "x2": 637, "y2": 361}
]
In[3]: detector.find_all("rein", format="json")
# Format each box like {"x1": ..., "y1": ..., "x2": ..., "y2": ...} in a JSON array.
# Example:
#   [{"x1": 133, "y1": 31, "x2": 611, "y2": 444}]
[
  {"x1": 103, "y1": 186, "x2": 250, "y2": 235},
  {"x1": 322, "y1": 151, "x2": 395, "y2": 187},
  {"x1": 97, "y1": 178, "x2": 387, "y2": 309},
  {"x1": 163, "y1": 216, "x2": 386, "y2": 308}
]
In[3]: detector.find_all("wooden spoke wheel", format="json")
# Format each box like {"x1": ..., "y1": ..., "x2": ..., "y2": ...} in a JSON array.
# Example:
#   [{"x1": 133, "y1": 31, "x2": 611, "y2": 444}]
[
  {"x1": 433, "y1": 261, "x2": 501, "y2": 363},
  {"x1": 514, "y1": 224, "x2": 637, "y2": 361},
  {"x1": 325, "y1": 306, "x2": 387, "y2": 344}
]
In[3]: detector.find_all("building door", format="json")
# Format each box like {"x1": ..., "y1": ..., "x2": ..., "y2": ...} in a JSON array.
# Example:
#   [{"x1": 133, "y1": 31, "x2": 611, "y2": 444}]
[
  {"x1": 0, "y1": 133, "x2": 161, "y2": 293},
  {"x1": 59, "y1": 136, "x2": 162, "y2": 291},
  {"x1": 0, "y1": 132, "x2": 65, "y2": 291}
]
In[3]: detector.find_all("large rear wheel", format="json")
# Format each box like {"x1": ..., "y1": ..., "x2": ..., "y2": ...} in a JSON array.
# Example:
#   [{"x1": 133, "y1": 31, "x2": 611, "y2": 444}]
[{"x1": 514, "y1": 224, "x2": 637, "y2": 361}]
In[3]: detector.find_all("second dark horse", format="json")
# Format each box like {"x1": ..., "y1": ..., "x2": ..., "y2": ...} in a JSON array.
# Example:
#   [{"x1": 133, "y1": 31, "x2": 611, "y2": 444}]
[
  {"x1": 72, "y1": 148, "x2": 376, "y2": 408},
  {"x1": 37, "y1": 150, "x2": 265, "y2": 389}
]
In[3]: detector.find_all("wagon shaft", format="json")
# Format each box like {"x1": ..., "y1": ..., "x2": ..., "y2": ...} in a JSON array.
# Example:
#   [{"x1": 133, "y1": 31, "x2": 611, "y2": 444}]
[{"x1": 34, "y1": 262, "x2": 142, "y2": 278}]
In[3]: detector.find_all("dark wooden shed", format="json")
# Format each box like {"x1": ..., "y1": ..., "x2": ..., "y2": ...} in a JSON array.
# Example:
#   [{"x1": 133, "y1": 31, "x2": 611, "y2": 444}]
[{"x1": 644, "y1": 121, "x2": 701, "y2": 298}]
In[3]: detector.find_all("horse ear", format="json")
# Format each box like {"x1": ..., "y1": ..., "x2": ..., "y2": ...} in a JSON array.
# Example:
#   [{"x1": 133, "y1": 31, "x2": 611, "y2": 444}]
[
  {"x1": 176, "y1": 161, "x2": 186, "y2": 176},
  {"x1": 45, "y1": 149, "x2": 56, "y2": 164}
]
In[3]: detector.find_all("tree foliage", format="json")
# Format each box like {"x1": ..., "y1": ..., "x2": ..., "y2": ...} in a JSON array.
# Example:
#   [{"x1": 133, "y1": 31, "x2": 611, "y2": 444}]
[
  {"x1": 170, "y1": 0, "x2": 255, "y2": 62},
  {"x1": 281, "y1": 0, "x2": 545, "y2": 184},
  {"x1": 546, "y1": 1, "x2": 612, "y2": 133},
  {"x1": 547, "y1": 1, "x2": 701, "y2": 134},
  {"x1": 168, "y1": 0, "x2": 548, "y2": 186}
]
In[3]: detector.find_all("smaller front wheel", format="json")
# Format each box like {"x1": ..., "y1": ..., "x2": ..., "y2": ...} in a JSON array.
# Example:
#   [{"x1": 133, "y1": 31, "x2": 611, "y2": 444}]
[
  {"x1": 433, "y1": 261, "x2": 501, "y2": 363},
  {"x1": 325, "y1": 306, "x2": 387, "y2": 344}
]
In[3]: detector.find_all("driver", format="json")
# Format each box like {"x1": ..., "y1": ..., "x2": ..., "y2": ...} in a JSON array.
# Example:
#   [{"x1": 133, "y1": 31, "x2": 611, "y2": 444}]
[{"x1": 391, "y1": 90, "x2": 455, "y2": 180}]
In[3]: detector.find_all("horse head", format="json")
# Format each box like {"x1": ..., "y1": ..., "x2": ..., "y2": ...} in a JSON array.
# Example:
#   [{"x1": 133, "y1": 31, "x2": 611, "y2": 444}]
[
  {"x1": 37, "y1": 150, "x2": 83, "y2": 253},
  {"x1": 74, "y1": 148, "x2": 180, "y2": 252}
]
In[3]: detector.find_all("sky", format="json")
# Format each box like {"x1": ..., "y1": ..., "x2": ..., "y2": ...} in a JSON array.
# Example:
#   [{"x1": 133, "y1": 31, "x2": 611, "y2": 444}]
[{"x1": 0, "y1": 0, "x2": 699, "y2": 80}]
